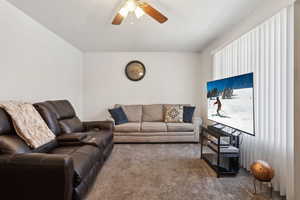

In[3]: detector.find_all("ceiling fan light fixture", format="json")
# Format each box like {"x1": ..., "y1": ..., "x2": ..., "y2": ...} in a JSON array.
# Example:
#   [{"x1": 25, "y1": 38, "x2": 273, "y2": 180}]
[
  {"x1": 112, "y1": 0, "x2": 168, "y2": 25},
  {"x1": 125, "y1": 0, "x2": 137, "y2": 12},
  {"x1": 135, "y1": 7, "x2": 145, "y2": 18},
  {"x1": 119, "y1": 7, "x2": 129, "y2": 17}
]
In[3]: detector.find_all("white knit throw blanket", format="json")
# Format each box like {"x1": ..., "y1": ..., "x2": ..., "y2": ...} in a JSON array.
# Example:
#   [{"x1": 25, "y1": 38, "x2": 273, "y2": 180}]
[{"x1": 0, "y1": 101, "x2": 55, "y2": 148}]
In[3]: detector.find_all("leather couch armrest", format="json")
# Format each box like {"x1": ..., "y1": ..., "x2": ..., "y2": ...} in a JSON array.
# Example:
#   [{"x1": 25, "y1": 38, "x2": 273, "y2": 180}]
[
  {"x1": 83, "y1": 121, "x2": 114, "y2": 131},
  {"x1": 0, "y1": 153, "x2": 74, "y2": 200},
  {"x1": 57, "y1": 132, "x2": 87, "y2": 142}
]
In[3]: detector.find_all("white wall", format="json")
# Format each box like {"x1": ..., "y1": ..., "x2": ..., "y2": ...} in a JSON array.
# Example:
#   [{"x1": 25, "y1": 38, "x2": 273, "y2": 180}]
[
  {"x1": 198, "y1": 0, "x2": 293, "y2": 125},
  {"x1": 83, "y1": 52, "x2": 201, "y2": 120},
  {"x1": 0, "y1": 0, "x2": 83, "y2": 115}
]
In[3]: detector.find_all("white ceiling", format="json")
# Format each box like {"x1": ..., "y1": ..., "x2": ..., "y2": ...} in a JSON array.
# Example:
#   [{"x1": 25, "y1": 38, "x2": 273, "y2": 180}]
[{"x1": 7, "y1": 0, "x2": 262, "y2": 52}]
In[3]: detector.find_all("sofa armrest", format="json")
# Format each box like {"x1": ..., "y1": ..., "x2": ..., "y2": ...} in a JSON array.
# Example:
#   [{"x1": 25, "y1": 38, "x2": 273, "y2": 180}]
[
  {"x1": 107, "y1": 117, "x2": 116, "y2": 129},
  {"x1": 0, "y1": 153, "x2": 74, "y2": 200},
  {"x1": 192, "y1": 117, "x2": 203, "y2": 141},
  {"x1": 83, "y1": 120, "x2": 114, "y2": 131},
  {"x1": 57, "y1": 132, "x2": 87, "y2": 142},
  {"x1": 56, "y1": 132, "x2": 87, "y2": 146},
  {"x1": 107, "y1": 117, "x2": 115, "y2": 125},
  {"x1": 193, "y1": 117, "x2": 203, "y2": 126}
]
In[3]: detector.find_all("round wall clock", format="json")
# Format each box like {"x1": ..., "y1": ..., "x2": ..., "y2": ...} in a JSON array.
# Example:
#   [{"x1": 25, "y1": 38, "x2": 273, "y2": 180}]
[{"x1": 125, "y1": 60, "x2": 146, "y2": 81}]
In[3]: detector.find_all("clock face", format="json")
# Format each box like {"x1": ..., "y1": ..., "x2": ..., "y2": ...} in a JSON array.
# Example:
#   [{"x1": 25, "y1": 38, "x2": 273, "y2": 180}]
[{"x1": 125, "y1": 61, "x2": 146, "y2": 81}]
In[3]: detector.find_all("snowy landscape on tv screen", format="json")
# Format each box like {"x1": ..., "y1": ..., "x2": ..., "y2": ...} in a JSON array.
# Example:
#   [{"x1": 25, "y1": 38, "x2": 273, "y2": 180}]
[{"x1": 207, "y1": 73, "x2": 254, "y2": 135}]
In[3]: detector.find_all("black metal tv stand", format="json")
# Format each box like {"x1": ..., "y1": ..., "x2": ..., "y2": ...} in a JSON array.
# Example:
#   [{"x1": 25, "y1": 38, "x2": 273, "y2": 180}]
[{"x1": 200, "y1": 124, "x2": 241, "y2": 177}]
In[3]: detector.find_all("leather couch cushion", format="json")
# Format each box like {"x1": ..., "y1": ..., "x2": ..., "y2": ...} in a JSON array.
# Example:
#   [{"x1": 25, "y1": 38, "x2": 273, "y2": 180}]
[
  {"x1": 116, "y1": 105, "x2": 142, "y2": 122},
  {"x1": 141, "y1": 122, "x2": 167, "y2": 132},
  {"x1": 142, "y1": 104, "x2": 164, "y2": 122},
  {"x1": 0, "y1": 108, "x2": 14, "y2": 135},
  {"x1": 47, "y1": 100, "x2": 76, "y2": 120},
  {"x1": 0, "y1": 135, "x2": 30, "y2": 154},
  {"x1": 114, "y1": 123, "x2": 141, "y2": 132},
  {"x1": 34, "y1": 103, "x2": 61, "y2": 135},
  {"x1": 59, "y1": 117, "x2": 84, "y2": 134},
  {"x1": 166, "y1": 123, "x2": 195, "y2": 132},
  {"x1": 50, "y1": 145, "x2": 101, "y2": 186},
  {"x1": 31, "y1": 140, "x2": 58, "y2": 153}
]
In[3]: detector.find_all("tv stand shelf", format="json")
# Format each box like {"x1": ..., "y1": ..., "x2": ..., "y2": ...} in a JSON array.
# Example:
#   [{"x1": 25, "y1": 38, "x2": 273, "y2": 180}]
[{"x1": 200, "y1": 125, "x2": 240, "y2": 177}]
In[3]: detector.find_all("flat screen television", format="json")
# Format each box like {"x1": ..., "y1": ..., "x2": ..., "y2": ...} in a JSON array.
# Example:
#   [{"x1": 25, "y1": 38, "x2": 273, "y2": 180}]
[{"x1": 207, "y1": 73, "x2": 255, "y2": 135}]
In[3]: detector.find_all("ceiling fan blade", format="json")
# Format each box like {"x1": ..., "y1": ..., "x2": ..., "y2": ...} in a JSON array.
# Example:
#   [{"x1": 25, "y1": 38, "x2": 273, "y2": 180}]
[
  {"x1": 112, "y1": 13, "x2": 124, "y2": 25},
  {"x1": 138, "y1": 2, "x2": 168, "y2": 23}
]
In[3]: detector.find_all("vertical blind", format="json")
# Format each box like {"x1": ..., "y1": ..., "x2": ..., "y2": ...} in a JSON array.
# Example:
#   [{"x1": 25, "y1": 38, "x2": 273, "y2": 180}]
[{"x1": 213, "y1": 6, "x2": 294, "y2": 199}]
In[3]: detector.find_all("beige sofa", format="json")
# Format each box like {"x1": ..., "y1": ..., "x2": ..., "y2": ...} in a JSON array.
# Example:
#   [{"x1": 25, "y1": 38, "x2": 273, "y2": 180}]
[{"x1": 109, "y1": 104, "x2": 202, "y2": 143}]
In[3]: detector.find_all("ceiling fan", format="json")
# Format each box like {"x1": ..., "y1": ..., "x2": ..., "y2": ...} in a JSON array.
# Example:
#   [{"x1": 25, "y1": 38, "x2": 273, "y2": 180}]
[{"x1": 112, "y1": 0, "x2": 168, "y2": 25}]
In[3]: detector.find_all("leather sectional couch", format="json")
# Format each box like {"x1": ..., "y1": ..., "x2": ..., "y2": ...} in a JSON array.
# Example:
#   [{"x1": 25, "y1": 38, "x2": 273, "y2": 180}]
[
  {"x1": 0, "y1": 100, "x2": 113, "y2": 200},
  {"x1": 111, "y1": 104, "x2": 202, "y2": 143}
]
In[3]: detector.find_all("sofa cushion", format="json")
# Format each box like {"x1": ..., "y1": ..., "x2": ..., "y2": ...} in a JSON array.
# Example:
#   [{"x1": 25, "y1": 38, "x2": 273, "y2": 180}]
[
  {"x1": 109, "y1": 107, "x2": 128, "y2": 125},
  {"x1": 117, "y1": 105, "x2": 142, "y2": 122},
  {"x1": 59, "y1": 117, "x2": 84, "y2": 134},
  {"x1": 164, "y1": 105, "x2": 183, "y2": 123},
  {"x1": 183, "y1": 106, "x2": 195, "y2": 123},
  {"x1": 47, "y1": 100, "x2": 76, "y2": 120},
  {"x1": 114, "y1": 123, "x2": 141, "y2": 132},
  {"x1": 0, "y1": 109, "x2": 15, "y2": 135},
  {"x1": 141, "y1": 122, "x2": 167, "y2": 132},
  {"x1": 31, "y1": 140, "x2": 58, "y2": 153},
  {"x1": 166, "y1": 123, "x2": 195, "y2": 132},
  {"x1": 0, "y1": 135, "x2": 30, "y2": 154},
  {"x1": 142, "y1": 104, "x2": 164, "y2": 122},
  {"x1": 114, "y1": 132, "x2": 166, "y2": 136},
  {"x1": 34, "y1": 103, "x2": 62, "y2": 135},
  {"x1": 114, "y1": 132, "x2": 194, "y2": 136},
  {"x1": 50, "y1": 145, "x2": 101, "y2": 186}
]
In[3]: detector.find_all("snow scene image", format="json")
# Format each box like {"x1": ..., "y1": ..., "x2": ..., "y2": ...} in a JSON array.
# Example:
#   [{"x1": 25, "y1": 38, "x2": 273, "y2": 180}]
[{"x1": 207, "y1": 73, "x2": 254, "y2": 134}]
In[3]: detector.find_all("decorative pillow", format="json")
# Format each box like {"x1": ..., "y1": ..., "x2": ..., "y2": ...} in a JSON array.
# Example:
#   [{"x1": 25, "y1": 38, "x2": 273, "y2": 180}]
[
  {"x1": 183, "y1": 106, "x2": 195, "y2": 123},
  {"x1": 164, "y1": 105, "x2": 183, "y2": 123},
  {"x1": 59, "y1": 117, "x2": 84, "y2": 134},
  {"x1": 108, "y1": 107, "x2": 129, "y2": 125}
]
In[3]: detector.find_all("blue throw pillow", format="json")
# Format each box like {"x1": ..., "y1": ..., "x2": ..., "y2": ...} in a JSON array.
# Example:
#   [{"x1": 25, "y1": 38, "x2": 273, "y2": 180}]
[
  {"x1": 183, "y1": 106, "x2": 195, "y2": 123},
  {"x1": 108, "y1": 107, "x2": 128, "y2": 125}
]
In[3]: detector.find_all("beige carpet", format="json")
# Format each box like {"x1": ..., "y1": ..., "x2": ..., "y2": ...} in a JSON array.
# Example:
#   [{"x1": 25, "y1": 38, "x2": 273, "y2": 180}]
[{"x1": 86, "y1": 144, "x2": 284, "y2": 200}]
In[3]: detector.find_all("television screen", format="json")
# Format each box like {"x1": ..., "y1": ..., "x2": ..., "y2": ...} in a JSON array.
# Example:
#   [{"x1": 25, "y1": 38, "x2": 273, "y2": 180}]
[{"x1": 207, "y1": 73, "x2": 254, "y2": 135}]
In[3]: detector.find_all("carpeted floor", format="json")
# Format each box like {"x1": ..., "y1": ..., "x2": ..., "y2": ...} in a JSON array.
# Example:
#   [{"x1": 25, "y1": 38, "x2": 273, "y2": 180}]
[{"x1": 85, "y1": 144, "x2": 284, "y2": 200}]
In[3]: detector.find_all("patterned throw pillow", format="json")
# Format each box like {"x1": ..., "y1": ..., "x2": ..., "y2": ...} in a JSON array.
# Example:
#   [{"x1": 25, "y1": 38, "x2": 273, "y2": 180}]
[{"x1": 164, "y1": 105, "x2": 183, "y2": 123}]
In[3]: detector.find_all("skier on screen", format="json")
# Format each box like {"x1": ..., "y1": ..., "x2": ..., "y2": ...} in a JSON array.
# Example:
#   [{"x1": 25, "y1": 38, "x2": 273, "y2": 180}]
[{"x1": 214, "y1": 97, "x2": 222, "y2": 117}]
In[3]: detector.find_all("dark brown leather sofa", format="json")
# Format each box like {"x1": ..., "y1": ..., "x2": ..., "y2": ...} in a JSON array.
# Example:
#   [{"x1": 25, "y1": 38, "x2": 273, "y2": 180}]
[{"x1": 0, "y1": 100, "x2": 113, "y2": 200}]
